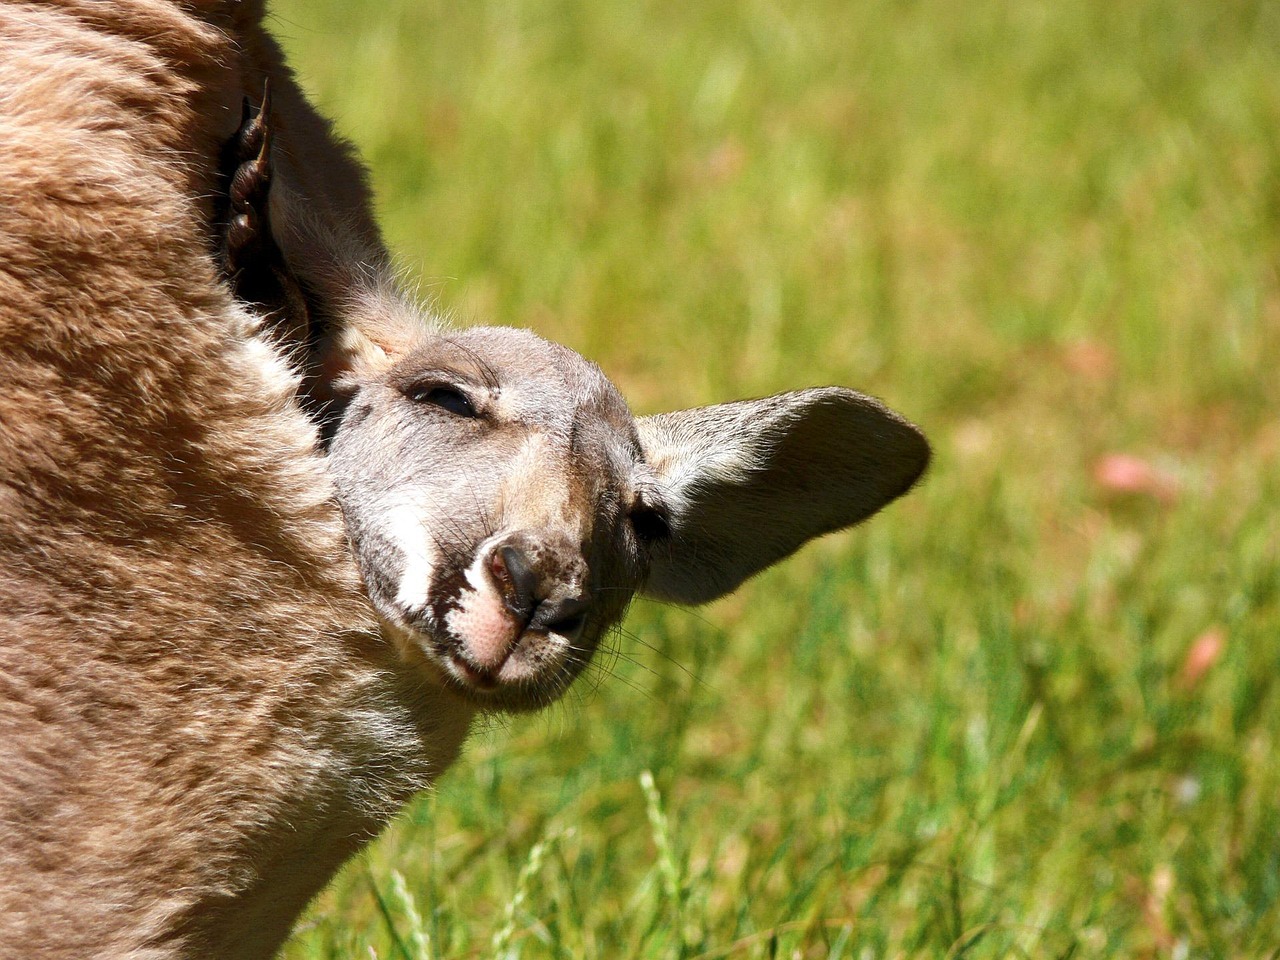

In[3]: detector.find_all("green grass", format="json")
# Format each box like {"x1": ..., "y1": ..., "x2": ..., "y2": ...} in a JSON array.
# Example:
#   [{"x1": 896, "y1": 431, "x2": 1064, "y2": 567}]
[{"x1": 268, "y1": 0, "x2": 1280, "y2": 955}]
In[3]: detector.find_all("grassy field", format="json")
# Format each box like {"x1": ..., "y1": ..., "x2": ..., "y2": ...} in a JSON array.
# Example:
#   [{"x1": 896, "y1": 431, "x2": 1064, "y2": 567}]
[{"x1": 269, "y1": 0, "x2": 1280, "y2": 956}]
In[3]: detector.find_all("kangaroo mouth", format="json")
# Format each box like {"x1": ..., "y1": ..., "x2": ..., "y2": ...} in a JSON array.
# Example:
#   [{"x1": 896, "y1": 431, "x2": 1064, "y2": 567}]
[
  {"x1": 384, "y1": 568, "x2": 586, "y2": 712},
  {"x1": 441, "y1": 649, "x2": 502, "y2": 691},
  {"x1": 364, "y1": 519, "x2": 620, "y2": 711},
  {"x1": 427, "y1": 626, "x2": 582, "y2": 712}
]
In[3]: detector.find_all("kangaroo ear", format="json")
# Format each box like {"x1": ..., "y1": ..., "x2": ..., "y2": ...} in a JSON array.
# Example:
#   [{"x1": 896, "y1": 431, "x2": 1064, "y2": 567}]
[
  {"x1": 316, "y1": 322, "x2": 392, "y2": 394},
  {"x1": 310, "y1": 292, "x2": 425, "y2": 399},
  {"x1": 637, "y1": 387, "x2": 929, "y2": 605}
]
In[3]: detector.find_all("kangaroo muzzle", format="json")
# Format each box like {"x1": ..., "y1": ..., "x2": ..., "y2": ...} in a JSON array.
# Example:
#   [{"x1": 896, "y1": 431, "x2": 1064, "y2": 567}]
[{"x1": 431, "y1": 527, "x2": 593, "y2": 691}]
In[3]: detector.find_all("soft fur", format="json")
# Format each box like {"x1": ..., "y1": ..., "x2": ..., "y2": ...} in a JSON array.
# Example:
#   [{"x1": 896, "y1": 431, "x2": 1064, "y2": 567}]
[{"x1": 0, "y1": 3, "x2": 468, "y2": 957}]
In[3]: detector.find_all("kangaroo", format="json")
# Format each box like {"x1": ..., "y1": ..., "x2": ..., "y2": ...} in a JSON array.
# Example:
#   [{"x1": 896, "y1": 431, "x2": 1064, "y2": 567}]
[
  {"x1": 216, "y1": 97, "x2": 929, "y2": 714},
  {"x1": 0, "y1": 2, "x2": 929, "y2": 959}
]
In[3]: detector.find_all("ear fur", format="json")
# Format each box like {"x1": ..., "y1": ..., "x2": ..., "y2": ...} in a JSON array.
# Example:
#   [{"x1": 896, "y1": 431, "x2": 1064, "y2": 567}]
[
  {"x1": 318, "y1": 323, "x2": 391, "y2": 395},
  {"x1": 266, "y1": 176, "x2": 424, "y2": 387},
  {"x1": 637, "y1": 387, "x2": 929, "y2": 605}
]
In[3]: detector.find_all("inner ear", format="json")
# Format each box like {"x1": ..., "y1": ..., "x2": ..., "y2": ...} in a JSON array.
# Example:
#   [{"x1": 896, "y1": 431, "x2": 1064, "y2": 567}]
[
  {"x1": 637, "y1": 387, "x2": 929, "y2": 605},
  {"x1": 304, "y1": 324, "x2": 399, "y2": 444}
]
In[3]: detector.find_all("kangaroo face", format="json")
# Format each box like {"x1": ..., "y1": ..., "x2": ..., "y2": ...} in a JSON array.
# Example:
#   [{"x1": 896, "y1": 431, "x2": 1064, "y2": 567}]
[
  {"x1": 328, "y1": 322, "x2": 931, "y2": 713},
  {"x1": 221, "y1": 95, "x2": 930, "y2": 715},
  {"x1": 328, "y1": 326, "x2": 667, "y2": 711}
]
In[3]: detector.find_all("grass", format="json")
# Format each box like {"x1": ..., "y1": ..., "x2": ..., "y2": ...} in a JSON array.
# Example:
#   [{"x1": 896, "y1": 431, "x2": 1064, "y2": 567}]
[{"x1": 267, "y1": 0, "x2": 1280, "y2": 956}]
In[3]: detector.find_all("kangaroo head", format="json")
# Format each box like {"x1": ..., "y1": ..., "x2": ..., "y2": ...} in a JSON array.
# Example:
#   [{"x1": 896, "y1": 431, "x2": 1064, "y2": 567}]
[
  {"x1": 213, "y1": 83, "x2": 928, "y2": 713},
  {"x1": 326, "y1": 324, "x2": 929, "y2": 712}
]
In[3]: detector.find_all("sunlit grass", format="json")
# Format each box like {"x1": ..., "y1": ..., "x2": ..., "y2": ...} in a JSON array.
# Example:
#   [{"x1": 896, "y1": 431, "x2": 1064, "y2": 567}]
[{"x1": 270, "y1": 0, "x2": 1280, "y2": 955}]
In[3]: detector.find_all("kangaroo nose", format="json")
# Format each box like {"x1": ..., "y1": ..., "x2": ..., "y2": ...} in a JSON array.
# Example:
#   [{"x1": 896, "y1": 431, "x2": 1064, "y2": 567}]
[{"x1": 490, "y1": 535, "x2": 589, "y2": 636}]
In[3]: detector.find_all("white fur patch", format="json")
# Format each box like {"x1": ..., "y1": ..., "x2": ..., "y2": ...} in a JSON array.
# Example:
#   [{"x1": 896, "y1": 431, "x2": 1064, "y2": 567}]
[
  {"x1": 657, "y1": 438, "x2": 756, "y2": 519},
  {"x1": 238, "y1": 331, "x2": 301, "y2": 407},
  {"x1": 384, "y1": 499, "x2": 437, "y2": 612}
]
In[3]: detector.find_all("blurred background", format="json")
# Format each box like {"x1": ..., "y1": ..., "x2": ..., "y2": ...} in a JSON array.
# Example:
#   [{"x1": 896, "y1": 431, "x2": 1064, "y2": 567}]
[{"x1": 271, "y1": 0, "x2": 1280, "y2": 956}]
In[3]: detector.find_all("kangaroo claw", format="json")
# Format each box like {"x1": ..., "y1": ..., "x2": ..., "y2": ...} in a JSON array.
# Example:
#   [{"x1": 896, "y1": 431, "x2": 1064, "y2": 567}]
[{"x1": 221, "y1": 80, "x2": 273, "y2": 279}]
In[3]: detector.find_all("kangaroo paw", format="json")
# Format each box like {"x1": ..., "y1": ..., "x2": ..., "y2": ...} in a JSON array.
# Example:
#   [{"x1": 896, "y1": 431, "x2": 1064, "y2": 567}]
[
  {"x1": 216, "y1": 79, "x2": 316, "y2": 385},
  {"x1": 221, "y1": 80, "x2": 273, "y2": 280}
]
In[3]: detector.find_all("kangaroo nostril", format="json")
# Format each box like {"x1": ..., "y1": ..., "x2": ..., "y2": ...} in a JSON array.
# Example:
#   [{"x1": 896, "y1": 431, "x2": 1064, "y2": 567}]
[
  {"x1": 546, "y1": 612, "x2": 585, "y2": 635},
  {"x1": 494, "y1": 544, "x2": 538, "y2": 623},
  {"x1": 530, "y1": 595, "x2": 590, "y2": 636}
]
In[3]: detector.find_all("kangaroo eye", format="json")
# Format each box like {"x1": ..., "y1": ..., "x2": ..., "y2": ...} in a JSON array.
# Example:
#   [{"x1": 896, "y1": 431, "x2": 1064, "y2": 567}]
[
  {"x1": 408, "y1": 385, "x2": 477, "y2": 418},
  {"x1": 630, "y1": 506, "x2": 671, "y2": 544}
]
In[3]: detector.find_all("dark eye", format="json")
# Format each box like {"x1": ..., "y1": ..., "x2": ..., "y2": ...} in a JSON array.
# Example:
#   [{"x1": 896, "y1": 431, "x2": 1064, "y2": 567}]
[
  {"x1": 408, "y1": 385, "x2": 477, "y2": 418},
  {"x1": 630, "y1": 506, "x2": 671, "y2": 544}
]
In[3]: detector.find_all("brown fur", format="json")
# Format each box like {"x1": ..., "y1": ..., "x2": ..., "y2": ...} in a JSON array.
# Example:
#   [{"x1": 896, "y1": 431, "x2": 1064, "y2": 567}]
[{"x1": 0, "y1": 3, "x2": 469, "y2": 957}]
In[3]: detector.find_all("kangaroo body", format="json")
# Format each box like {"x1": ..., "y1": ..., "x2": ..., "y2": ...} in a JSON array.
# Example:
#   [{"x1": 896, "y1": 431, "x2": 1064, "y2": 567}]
[
  {"x1": 0, "y1": 3, "x2": 469, "y2": 957},
  {"x1": 0, "y1": 3, "x2": 928, "y2": 958}
]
